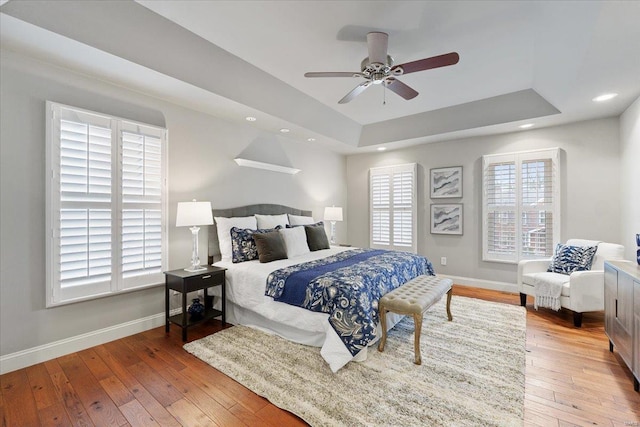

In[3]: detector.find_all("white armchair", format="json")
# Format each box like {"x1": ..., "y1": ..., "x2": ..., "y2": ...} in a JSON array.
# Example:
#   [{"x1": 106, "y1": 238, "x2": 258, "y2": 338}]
[{"x1": 517, "y1": 239, "x2": 625, "y2": 327}]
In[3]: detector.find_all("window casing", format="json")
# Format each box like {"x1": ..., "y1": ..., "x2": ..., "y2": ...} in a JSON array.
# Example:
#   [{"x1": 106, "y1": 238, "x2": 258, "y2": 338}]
[
  {"x1": 482, "y1": 148, "x2": 560, "y2": 263},
  {"x1": 46, "y1": 102, "x2": 168, "y2": 307},
  {"x1": 370, "y1": 163, "x2": 417, "y2": 252}
]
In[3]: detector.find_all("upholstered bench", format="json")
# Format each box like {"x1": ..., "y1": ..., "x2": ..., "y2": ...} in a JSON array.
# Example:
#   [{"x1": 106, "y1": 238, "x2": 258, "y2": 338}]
[{"x1": 377, "y1": 275, "x2": 453, "y2": 365}]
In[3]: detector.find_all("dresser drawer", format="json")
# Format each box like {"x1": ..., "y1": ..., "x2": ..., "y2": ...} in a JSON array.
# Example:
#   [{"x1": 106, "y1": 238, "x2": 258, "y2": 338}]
[{"x1": 183, "y1": 272, "x2": 223, "y2": 292}]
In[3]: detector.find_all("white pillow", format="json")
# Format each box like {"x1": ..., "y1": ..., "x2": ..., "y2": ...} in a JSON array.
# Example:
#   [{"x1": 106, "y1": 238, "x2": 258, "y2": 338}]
[
  {"x1": 279, "y1": 226, "x2": 310, "y2": 258},
  {"x1": 215, "y1": 216, "x2": 257, "y2": 262},
  {"x1": 288, "y1": 214, "x2": 315, "y2": 226},
  {"x1": 255, "y1": 213, "x2": 289, "y2": 229}
]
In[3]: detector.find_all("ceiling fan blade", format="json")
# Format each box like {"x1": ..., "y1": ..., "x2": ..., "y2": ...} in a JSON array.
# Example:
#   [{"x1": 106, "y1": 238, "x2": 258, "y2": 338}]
[
  {"x1": 385, "y1": 78, "x2": 419, "y2": 100},
  {"x1": 367, "y1": 32, "x2": 388, "y2": 64},
  {"x1": 304, "y1": 72, "x2": 362, "y2": 78},
  {"x1": 338, "y1": 81, "x2": 372, "y2": 104},
  {"x1": 393, "y1": 52, "x2": 459, "y2": 75}
]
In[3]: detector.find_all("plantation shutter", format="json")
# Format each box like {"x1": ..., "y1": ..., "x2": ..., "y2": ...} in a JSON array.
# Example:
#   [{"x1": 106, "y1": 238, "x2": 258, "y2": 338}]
[
  {"x1": 392, "y1": 170, "x2": 414, "y2": 247},
  {"x1": 484, "y1": 159, "x2": 516, "y2": 262},
  {"x1": 121, "y1": 123, "x2": 165, "y2": 288},
  {"x1": 53, "y1": 109, "x2": 114, "y2": 302},
  {"x1": 371, "y1": 173, "x2": 390, "y2": 246},
  {"x1": 47, "y1": 102, "x2": 167, "y2": 306},
  {"x1": 482, "y1": 148, "x2": 560, "y2": 263},
  {"x1": 370, "y1": 163, "x2": 416, "y2": 252},
  {"x1": 520, "y1": 156, "x2": 555, "y2": 257}
]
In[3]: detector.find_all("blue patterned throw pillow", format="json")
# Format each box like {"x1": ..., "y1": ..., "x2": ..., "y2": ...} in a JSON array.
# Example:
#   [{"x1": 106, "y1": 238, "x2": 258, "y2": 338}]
[
  {"x1": 231, "y1": 226, "x2": 281, "y2": 263},
  {"x1": 547, "y1": 244, "x2": 598, "y2": 275}
]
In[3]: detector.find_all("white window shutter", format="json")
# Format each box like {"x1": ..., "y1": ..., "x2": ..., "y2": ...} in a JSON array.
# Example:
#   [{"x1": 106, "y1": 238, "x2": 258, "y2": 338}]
[
  {"x1": 370, "y1": 163, "x2": 416, "y2": 252},
  {"x1": 520, "y1": 158, "x2": 555, "y2": 257},
  {"x1": 46, "y1": 102, "x2": 167, "y2": 306},
  {"x1": 484, "y1": 160, "x2": 517, "y2": 262},
  {"x1": 371, "y1": 173, "x2": 390, "y2": 245},
  {"x1": 120, "y1": 125, "x2": 165, "y2": 288},
  {"x1": 483, "y1": 148, "x2": 560, "y2": 263}
]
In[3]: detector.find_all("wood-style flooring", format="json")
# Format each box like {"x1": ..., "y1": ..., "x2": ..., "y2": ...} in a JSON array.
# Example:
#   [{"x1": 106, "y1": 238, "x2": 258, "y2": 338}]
[{"x1": 2, "y1": 285, "x2": 639, "y2": 426}]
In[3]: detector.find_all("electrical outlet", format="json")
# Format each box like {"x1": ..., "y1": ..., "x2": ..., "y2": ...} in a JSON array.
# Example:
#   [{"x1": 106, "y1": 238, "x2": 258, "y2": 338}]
[{"x1": 440, "y1": 257, "x2": 447, "y2": 266}]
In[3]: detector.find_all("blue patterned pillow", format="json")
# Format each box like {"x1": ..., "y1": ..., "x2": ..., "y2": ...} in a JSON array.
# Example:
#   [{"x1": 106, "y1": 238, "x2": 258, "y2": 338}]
[
  {"x1": 231, "y1": 226, "x2": 281, "y2": 263},
  {"x1": 547, "y1": 244, "x2": 598, "y2": 275}
]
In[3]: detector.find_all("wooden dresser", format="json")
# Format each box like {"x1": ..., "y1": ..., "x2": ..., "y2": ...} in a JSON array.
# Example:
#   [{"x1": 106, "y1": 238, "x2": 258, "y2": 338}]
[{"x1": 604, "y1": 260, "x2": 640, "y2": 392}]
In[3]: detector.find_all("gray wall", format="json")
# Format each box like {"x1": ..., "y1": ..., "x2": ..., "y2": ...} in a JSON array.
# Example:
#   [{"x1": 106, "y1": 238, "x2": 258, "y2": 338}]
[
  {"x1": 620, "y1": 96, "x2": 640, "y2": 261},
  {"x1": 346, "y1": 118, "x2": 623, "y2": 284},
  {"x1": 0, "y1": 50, "x2": 346, "y2": 357}
]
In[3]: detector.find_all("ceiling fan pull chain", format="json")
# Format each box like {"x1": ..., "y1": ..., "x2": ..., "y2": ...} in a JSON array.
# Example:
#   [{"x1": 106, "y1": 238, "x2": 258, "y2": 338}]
[{"x1": 383, "y1": 82, "x2": 387, "y2": 105}]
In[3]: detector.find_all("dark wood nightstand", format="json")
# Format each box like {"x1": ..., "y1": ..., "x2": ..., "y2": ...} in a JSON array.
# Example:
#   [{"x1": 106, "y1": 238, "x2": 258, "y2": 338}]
[{"x1": 164, "y1": 265, "x2": 226, "y2": 341}]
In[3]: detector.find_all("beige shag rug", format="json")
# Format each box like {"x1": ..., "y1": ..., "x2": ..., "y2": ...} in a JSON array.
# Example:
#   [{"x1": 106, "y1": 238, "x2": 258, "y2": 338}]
[{"x1": 184, "y1": 296, "x2": 526, "y2": 426}]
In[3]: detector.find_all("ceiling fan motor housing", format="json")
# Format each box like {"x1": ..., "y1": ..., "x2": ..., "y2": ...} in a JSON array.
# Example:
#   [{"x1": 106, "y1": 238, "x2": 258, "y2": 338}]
[{"x1": 361, "y1": 55, "x2": 396, "y2": 82}]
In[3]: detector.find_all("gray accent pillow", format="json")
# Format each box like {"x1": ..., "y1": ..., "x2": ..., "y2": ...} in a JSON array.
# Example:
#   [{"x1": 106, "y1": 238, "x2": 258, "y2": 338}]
[
  {"x1": 253, "y1": 231, "x2": 287, "y2": 263},
  {"x1": 305, "y1": 222, "x2": 330, "y2": 251}
]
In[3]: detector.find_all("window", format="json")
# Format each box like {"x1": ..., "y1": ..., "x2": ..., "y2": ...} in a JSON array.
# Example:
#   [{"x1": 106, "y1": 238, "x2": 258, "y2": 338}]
[
  {"x1": 370, "y1": 163, "x2": 417, "y2": 252},
  {"x1": 482, "y1": 148, "x2": 560, "y2": 263},
  {"x1": 46, "y1": 102, "x2": 167, "y2": 306}
]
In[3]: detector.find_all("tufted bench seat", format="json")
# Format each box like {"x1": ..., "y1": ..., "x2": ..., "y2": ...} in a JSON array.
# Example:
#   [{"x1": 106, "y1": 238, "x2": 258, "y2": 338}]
[{"x1": 378, "y1": 275, "x2": 453, "y2": 365}]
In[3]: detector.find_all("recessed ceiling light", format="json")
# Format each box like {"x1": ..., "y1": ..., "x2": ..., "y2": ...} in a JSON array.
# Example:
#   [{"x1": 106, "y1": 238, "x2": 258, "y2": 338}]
[
  {"x1": 519, "y1": 123, "x2": 534, "y2": 129},
  {"x1": 307, "y1": 138, "x2": 316, "y2": 142},
  {"x1": 377, "y1": 147, "x2": 387, "y2": 151},
  {"x1": 245, "y1": 116, "x2": 257, "y2": 122},
  {"x1": 592, "y1": 93, "x2": 618, "y2": 102},
  {"x1": 280, "y1": 128, "x2": 290, "y2": 133}
]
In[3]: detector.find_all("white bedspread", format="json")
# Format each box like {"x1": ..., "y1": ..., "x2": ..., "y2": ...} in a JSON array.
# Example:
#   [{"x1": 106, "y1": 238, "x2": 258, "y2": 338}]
[{"x1": 211, "y1": 247, "x2": 402, "y2": 372}]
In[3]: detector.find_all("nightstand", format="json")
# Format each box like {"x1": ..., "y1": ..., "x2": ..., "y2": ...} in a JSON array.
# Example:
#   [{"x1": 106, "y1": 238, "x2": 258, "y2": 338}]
[{"x1": 164, "y1": 265, "x2": 226, "y2": 341}]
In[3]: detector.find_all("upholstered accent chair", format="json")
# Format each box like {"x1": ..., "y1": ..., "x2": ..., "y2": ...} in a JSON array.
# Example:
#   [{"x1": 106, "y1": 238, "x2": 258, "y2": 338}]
[{"x1": 517, "y1": 239, "x2": 625, "y2": 327}]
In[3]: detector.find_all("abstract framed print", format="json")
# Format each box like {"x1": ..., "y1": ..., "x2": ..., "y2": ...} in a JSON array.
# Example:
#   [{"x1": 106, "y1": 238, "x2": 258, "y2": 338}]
[
  {"x1": 430, "y1": 166, "x2": 462, "y2": 198},
  {"x1": 431, "y1": 204, "x2": 463, "y2": 235}
]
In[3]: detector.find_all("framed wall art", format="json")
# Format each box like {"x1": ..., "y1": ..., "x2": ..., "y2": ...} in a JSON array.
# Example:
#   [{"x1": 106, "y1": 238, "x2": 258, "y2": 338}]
[
  {"x1": 430, "y1": 166, "x2": 462, "y2": 198},
  {"x1": 431, "y1": 204, "x2": 463, "y2": 235}
]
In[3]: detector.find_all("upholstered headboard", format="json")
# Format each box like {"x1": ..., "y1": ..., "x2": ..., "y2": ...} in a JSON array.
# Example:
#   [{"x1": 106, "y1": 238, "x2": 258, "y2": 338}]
[{"x1": 207, "y1": 204, "x2": 313, "y2": 264}]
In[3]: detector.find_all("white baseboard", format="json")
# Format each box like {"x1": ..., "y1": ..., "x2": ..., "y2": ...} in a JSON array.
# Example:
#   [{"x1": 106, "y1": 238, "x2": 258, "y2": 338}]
[
  {"x1": 439, "y1": 275, "x2": 519, "y2": 294},
  {"x1": 0, "y1": 311, "x2": 175, "y2": 375}
]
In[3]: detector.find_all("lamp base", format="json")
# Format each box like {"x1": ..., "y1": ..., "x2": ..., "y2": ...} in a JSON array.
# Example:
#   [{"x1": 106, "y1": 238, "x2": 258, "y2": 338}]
[
  {"x1": 184, "y1": 265, "x2": 207, "y2": 273},
  {"x1": 330, "y1": 220, "x2": 337, "y2": 245}
]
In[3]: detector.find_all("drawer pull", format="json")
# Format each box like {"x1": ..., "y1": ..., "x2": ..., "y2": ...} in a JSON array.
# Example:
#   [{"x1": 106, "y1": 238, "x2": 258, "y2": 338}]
[{"x1": 202, "y1": 275, "x2": 211, "y2": 279}]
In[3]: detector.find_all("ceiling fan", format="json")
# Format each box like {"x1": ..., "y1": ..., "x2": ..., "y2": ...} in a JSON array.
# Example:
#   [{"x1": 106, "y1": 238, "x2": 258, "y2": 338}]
[{"x1": 304, "y1": 32, "x2": 459, "y2": 104}]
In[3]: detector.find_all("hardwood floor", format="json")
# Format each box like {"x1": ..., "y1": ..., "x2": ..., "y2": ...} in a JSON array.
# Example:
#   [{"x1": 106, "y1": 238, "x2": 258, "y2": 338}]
[{"x1": 2, "y1": 285, "x2": 638, "y2": 426}]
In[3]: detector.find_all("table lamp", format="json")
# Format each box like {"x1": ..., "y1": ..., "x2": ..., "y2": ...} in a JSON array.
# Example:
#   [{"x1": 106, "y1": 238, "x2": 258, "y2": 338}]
[
  {"x1": 324, "y1": 206, "x2": 343, "y2": 245},
  {"x1": 176, "y1": 200, "x2": 213, "y2": 272}
]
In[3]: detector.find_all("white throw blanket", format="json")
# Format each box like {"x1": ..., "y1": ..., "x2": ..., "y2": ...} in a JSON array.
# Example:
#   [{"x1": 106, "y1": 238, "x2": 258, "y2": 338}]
[{"x1": 533, "y1": 276, "x2": 562, "y2": 311}]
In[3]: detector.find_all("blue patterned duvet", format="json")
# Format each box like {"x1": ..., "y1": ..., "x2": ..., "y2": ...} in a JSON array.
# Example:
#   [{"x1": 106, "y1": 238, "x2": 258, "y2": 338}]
[{"x1": 265, "y1": 248, "x2": 434, "y2": 356}]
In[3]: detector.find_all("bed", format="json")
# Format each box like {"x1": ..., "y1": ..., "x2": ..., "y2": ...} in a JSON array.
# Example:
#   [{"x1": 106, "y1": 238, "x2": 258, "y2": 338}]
[{"x1": 206, "y1": 204, "x2": 434, "y2": 372}]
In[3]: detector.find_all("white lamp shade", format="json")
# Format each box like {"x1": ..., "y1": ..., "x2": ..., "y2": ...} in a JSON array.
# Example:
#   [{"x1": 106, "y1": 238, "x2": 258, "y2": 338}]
[
  {"x1": 176, "y1": 201, "x2": 213, "y2": 227},
  {"x1": 324, "y1": 206, "x2": 343, "y2": 222}
]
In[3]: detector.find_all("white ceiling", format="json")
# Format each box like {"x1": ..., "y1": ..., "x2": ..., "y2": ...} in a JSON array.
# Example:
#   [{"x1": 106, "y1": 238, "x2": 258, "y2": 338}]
[{"x1": 2, "y1": 0, "x2": 640, "y2": 153}]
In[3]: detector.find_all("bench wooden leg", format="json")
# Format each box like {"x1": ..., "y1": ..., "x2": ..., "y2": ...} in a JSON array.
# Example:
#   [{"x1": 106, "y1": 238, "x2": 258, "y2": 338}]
[
  {"x1": 446, "y1": 288, "x2": 453, "y2": 321},
  {"x1": 413, "y1": 313, "x2": 423, "y2": 365},
  {"x1": 377, "y1": 304, "x2": 387, "y2": 352}
]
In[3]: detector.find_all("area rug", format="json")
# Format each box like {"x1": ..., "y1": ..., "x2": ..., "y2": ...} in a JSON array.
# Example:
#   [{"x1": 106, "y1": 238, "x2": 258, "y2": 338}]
[{"x1": 183, "y1": 296, "x2": 526, "y2": 426}]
